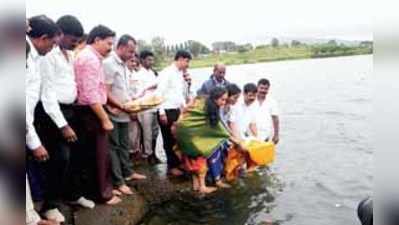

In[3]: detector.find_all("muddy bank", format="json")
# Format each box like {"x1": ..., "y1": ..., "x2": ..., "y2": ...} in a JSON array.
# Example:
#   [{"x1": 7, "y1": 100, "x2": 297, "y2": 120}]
[{"x1": 58, "y1": 164, "x2": 192, "y2": 225}]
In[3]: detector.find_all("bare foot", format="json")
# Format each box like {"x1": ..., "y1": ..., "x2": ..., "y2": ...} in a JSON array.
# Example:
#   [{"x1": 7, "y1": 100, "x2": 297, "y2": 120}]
[
  {"x1": 125, "y1": 172, "x2": 147, "y2": 181},
  {"x1": 38, "y1": 220, "x2": 59, "y2": 225},
  {"x1": 199, "y1": 186, "x2": 217, "y2": 194},
  {"x1": 193, "y1": 176, "x2": 200, "y2": 191},
  {"x1": 216, "y1": 180, "x2": 231, "y2": 189},
  {"x1": 112, "y1": 189, "x2": 122, "y2": 196},
  {"x1": 106, "y1": 196, "x2": 122, "y2": 205},
  {"x1": 118, "y1": 185, "x2": 134, "y2": 195}
]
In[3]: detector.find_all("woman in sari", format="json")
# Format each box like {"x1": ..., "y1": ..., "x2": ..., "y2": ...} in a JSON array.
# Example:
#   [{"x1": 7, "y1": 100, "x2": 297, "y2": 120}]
[{"x1": 175, "y1": 87, "x2": 242, "y2": 193}]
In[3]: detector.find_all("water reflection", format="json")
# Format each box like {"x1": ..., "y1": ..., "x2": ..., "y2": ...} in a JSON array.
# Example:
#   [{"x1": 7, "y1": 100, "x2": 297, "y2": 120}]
[
  {"x1": 140, "y1": 168, "x2": 284, "y2": 225},
  {"x1": 142, "y1": 56, "x2": 372, "y2": 225}
]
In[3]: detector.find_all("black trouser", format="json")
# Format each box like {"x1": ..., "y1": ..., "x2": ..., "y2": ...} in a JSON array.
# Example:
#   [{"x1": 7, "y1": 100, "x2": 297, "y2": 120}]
[
  {"x1": 33, "y1": 102, "x2": 85, "y2": 210},
  {"x1": 158, "y1": 109, "x2": 181, "y2": 169},
  {"x1": 74, "y1": 106, "x2": 113, "y2": 202}
]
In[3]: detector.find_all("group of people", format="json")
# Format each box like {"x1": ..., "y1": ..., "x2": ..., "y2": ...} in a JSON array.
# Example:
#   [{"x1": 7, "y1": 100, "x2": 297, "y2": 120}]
[{"x1": 25, "y1": 14, "x2": 280, "y2": 225}]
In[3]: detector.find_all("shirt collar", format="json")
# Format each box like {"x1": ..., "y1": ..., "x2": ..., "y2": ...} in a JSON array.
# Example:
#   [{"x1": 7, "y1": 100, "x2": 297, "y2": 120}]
[
  {"x1": 211, "y1": 75, "x2": 225, "y2": 85},
  {"x1": 171, "y1": 62, "x2": 181, "y2": 72},
  {"x1": 112, "y1": 51, "x2": 124, "y2": 65},
  {"x1": 26, "y1": 36, "x2": 40, "y2": 60},
  {"x1": 88, "y1": 45, "x2": 104, "y2": 60}
]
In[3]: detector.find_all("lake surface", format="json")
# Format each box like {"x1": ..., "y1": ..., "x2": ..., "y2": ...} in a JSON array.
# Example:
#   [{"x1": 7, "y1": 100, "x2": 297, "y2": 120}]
[{"x1": 142, "y1": 55, "x2": 373, "y2": 225}]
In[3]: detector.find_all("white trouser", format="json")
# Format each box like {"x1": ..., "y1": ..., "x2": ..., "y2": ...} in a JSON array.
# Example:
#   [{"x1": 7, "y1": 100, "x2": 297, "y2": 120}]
[{"x1": 138, "y1": 111, "x2": 159, "y2": 156}]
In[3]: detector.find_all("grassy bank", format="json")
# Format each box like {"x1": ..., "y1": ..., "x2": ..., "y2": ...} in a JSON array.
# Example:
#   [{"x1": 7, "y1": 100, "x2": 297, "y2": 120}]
[{"x1": 156, "y1": 46, "x2": 372, "y2": 69}]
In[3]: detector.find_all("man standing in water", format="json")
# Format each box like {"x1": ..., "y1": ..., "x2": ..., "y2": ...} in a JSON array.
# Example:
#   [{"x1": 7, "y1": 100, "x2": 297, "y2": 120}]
[
  {"x1": 156, "y1": 50, "x2": 192, "y2": 176},
  {"x1": 255, "y1": 78, "x2": 280, "y2": 144},
  {"x1": 229, "y1": 83, "x2": 258, "y2": 140},
  {"x1": 197, "y1": 63, "x2": 230, "y2": 96}
]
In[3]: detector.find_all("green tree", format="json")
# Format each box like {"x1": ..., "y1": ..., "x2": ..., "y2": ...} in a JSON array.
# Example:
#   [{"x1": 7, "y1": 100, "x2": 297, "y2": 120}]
[
  {"x1": 137, "y1": 39, "x2": 152, "y2": 52},
  {"x1": 271, "y1": 38, "x2": 279, "y2": 48},
  {"x1": 327, "y1": 39, "x2": 338, "y2": 46},
  {"x1": 186, "y1": 40, "x2": 210, "y2": 57},
  {"x1": 151, "y1": 36, "x2": 166, "y2": 67},
  {"x1": 291, "y1": 40, "x2": 301, "y2": 47}
]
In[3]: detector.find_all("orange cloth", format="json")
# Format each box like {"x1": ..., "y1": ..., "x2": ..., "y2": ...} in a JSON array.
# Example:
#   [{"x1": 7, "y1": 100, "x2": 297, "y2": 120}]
[
  {"x1": 182, "y1": 156, "x2": 207, "y2": 175},
  {"x1": 224, "y1": 147, "x2": 246, "y2": 181},
  {"x1": 224, "y1": 141, "x2": 275, "y2": 181}
]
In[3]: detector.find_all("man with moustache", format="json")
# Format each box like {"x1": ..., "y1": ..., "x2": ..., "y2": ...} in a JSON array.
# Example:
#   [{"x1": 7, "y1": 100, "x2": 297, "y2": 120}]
[
  {"x1": 228, "y1": 83, "x2": 258, "y2": 140},
  {"x1": 255, "y1": 79, "x2": 280, "y2": 144},
  {"x1": 156, "y1": 50, "x2": 192, "y2": 176},
  {"x1": 103, "y1": 35, "x2": 147, "y2": 196},
  {"x1": 26, "y1": 14, "x2": 60, "y2": 223},
  {"x1": 35, "y1": 15, "x2": 96, "y2": 217},
  {"x1": 197, "y1": 63, "x2": 230, "y2": 96},
  {"x1": 74, "y1": 25, "x2": 121, "y2": 205}
]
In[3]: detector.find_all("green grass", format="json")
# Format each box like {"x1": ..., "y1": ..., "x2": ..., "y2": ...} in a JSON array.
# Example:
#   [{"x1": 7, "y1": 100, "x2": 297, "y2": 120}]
[{"x1": 155, "y1": 46, "x2": 372, "y2": 70}]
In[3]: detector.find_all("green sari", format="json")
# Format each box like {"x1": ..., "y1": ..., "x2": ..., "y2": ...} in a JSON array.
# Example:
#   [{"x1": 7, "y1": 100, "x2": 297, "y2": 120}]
[{"x1": 175, "y1": 97, "x2": 230, "y2": 158}]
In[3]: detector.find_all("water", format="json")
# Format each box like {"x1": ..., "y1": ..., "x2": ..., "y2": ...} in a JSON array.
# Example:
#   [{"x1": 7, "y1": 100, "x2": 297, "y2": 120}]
[{"x1": 143, "y1": 55, "x2": 373, "y2": 225}]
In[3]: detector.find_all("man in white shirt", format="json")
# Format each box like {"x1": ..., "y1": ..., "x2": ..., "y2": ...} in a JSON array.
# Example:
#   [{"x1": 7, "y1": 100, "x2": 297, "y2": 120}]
[
  {"x1": 104, "y1": 35, "x2": 147, "y2": 196},
  {"x1": 126, "y1": 55, "x2": 144, "y2": 156},
  {"x1": 26, "y1": 15, "x2": 62, "y2": 222},
  {"x1": 136, "y1": 50, "x2": 160, "y2": 163},
  {"x1": 35, "y1": 15, "x2": 96, "y2": 217},
  {"x1": 156, "y1": 50, "x2": 192, "y2": 176},
  {"x1": 26, "y1": 15, "x2": 58, "y2": 161},
  {"x1": 255, "y1": 78, "x2": 280, "y2": 144},
  {"x1": 229, "y1": 83, "x2": 258, "y2": 140}
]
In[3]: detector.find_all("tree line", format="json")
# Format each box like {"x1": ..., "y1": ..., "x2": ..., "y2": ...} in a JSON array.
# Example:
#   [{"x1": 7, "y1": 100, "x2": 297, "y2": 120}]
[{"x1": 137, "y1": 36, "x2": 373, "y2": 68}]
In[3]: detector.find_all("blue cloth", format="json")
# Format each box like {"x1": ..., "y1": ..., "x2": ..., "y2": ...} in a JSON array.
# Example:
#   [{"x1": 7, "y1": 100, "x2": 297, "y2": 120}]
[
  {"x1": 197, "y1": 75, "x2": 230, "y2": 96},
  {"x1": 206, "y1": 140, "x2": 230, "y2": 182},
  {"x1": 26, "y1": 147, "x2": 45, "y2": 201}
]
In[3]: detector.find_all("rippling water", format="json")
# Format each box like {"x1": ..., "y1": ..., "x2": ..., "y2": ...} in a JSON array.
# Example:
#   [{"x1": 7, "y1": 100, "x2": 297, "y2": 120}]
[{"x1": 142, "y1": 55, "x2": 373, "y2": 225}]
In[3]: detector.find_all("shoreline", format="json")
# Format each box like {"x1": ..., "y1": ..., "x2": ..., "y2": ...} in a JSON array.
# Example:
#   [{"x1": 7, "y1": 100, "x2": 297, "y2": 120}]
[
  {"x1": 188, "y1": 52, "x2": 373, "y2": 69},
  {"x1": 156, "y1": 52, "x2": 372, "y2": 70}
]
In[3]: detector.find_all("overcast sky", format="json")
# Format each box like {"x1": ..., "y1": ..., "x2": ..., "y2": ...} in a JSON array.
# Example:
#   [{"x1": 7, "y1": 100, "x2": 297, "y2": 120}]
[{"x1": 26, "y1": 0, "x2": 372, "y2": 46}]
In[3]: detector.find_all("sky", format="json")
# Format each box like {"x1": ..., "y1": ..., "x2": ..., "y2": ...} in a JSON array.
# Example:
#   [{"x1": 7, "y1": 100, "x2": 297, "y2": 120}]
[{"x1": 26, "y1": 0, "x2": 372, "y2": 47}]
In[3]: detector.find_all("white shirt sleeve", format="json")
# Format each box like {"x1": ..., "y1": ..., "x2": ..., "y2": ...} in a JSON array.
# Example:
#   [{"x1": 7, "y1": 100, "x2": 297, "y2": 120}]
[
  {"x1": 26, "y1": 98, "x2": 41, "y2": 150},
  {"x1": 270, "y1": 98, "x2": 280, "y2": 116},
  {"x1": 155, "y1": 68, "x2": 168, "y2": 115},
  {"x1": 228, "y1": 105, "x2": 238, "y2": 123},
  {"x1": 103, "y1": 60, "x2": 115, "y2": 85},
  {"x1": 40, "y1": 56, "x2": 68, "y2": 128},
  {"x1": 250, "y1": 104, "x2": 258, "y2": 124}
]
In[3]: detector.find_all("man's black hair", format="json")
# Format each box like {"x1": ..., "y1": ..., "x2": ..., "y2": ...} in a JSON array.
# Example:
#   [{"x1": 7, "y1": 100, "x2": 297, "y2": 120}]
[
  {"x1": 78, "y1": 33, "x2": 88, "y2": 44},
  {"x1": 244, "y1": 83, "x2": 257, "y2": 94},
  {"x1": 86, "y1": 25, "x2": 115, "y2": 44},
  {"x1": 140, "y1": 50, "x2": 154, "y2": 60},
  {"x1": 26, "y1": 40, "x2": 30, "y2": 59},
  {"x1": 258, "y1": 78, "x2": 270, "y2": 86},
  {"x1": 56, "y1": 15, "x2": 84, "y2": 37},
  {"x1": 117, "y1": 34, "x2": 136, "y2": 48},
  {"x1": 27, "y1": 15, "x2": 59, "y2": 39},
  {"x1": 174, "y1": 50, "x2": 192, "y2": 61},
  {"x1": 226, "y1": 83, "x2": 241, "y2": 97}
]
